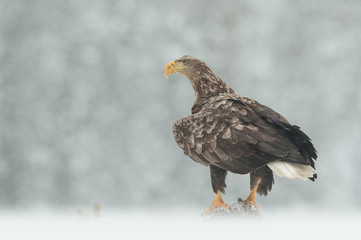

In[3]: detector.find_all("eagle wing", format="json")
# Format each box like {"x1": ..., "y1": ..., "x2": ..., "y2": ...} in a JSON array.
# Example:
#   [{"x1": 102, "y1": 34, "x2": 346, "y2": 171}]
[{"x1": 173, "y1": 96, "x2": 314, "y2": 174}]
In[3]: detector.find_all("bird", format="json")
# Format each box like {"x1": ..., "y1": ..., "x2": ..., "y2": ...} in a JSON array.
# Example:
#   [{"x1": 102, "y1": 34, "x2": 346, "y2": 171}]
[{"x1": 164, "y1": 55, "x2": 317, "y2": 213}]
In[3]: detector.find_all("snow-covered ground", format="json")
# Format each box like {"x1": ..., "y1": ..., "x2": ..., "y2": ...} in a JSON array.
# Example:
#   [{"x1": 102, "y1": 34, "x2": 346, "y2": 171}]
[{"x1": 1, "y1": 209, "x2": 360, "y2": 240}]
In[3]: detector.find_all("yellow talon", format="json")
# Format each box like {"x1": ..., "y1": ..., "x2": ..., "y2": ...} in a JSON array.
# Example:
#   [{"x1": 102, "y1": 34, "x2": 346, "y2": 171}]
[
  {"x1": 203, "y1": 190, "x2": 229, "y2": 214},
  {"x1": 243, "y1": 179, "x2": 261, "y2": 212}
]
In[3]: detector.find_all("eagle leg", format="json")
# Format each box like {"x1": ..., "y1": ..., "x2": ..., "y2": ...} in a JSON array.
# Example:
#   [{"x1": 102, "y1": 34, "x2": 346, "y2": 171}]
[
  {"x1": 202, "y1": 190, "x2": 229, "y2": 214},
  {"x1": 243, "y1": 178, "x2": 261, "y2": 212}
]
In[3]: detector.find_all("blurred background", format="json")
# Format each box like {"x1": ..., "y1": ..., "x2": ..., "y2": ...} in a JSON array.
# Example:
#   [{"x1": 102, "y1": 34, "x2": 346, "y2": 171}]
[{"x1": 0, "y1": 0, "x2": 360, "y2": 213}]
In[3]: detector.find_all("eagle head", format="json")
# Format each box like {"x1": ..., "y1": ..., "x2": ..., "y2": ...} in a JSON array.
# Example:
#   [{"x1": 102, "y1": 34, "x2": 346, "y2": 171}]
[{"x1": 164, "y1": 55, "x2": 207, "y2": 79}]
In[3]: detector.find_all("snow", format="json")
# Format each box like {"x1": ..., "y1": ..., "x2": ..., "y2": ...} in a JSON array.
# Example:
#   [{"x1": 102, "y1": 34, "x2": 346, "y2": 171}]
[{"x1": 1, "y1": 209, "x2": 360, "y2": 240}]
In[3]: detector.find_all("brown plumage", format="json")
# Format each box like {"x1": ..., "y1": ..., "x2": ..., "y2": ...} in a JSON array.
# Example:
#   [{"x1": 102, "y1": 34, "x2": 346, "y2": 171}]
[{"x1": 164, "y1": 55, "x2": 317, "y2": 211}]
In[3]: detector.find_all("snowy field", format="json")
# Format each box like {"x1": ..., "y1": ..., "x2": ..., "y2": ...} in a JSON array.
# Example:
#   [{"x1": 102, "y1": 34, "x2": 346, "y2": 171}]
[{"x1": 1, "y1": 209, "x2": 360, "y2": 240}]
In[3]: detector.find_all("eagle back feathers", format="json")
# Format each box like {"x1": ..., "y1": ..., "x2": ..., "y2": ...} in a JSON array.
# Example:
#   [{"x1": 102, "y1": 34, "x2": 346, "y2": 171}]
[{"x1": 173, "y1": 93, "x2": 317, "y2": 175}]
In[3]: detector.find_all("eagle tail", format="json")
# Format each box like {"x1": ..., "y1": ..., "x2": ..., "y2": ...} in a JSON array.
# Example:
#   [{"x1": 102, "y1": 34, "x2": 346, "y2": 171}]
[{"x1": 267, "y1": 161, "x2": 317, "y2": 181}]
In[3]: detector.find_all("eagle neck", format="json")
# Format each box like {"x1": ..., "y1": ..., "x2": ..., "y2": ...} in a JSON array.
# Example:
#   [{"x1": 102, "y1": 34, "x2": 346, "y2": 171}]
[{"x1": 187, "y1": 74, "x2": 235, "y2": 100}]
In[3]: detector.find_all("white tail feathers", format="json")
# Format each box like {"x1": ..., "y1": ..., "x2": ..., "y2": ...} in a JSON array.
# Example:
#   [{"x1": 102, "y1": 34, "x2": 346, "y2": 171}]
[{"x1": 267, "y1": 161, "x2": 317, "y2": 180}]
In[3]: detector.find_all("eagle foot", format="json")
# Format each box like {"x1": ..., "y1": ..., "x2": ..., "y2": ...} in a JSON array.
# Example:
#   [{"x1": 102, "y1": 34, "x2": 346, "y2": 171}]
[
  {"x1": 243, "y1": 198, "x2": 260, "y2": 212},
  {"x1": 202, "y1": 190, "x2": 230, "y2": 214},
  {"x1": 202, "y1": 202, "x2": 230, "y2": 214},
  {"x1": 243, "y1": 179, "x2": 261, "y2": 212}
]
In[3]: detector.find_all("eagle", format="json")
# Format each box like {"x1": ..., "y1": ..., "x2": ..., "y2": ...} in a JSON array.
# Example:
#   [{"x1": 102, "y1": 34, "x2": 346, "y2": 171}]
[{"x1": 164, "y1": 55, "x2": 317, "y2": 213}]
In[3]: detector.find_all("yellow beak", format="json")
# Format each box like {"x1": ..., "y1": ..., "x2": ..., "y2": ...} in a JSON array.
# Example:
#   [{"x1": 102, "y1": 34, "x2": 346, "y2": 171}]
[{"x1": 164, "y1": 61, "x2": 178, "y2": 79}]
